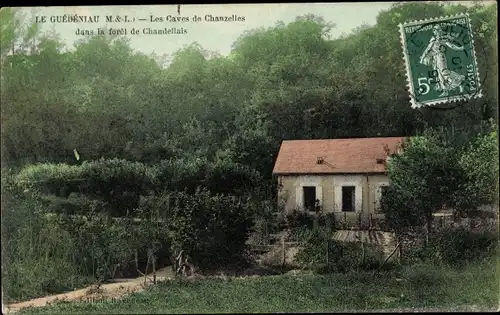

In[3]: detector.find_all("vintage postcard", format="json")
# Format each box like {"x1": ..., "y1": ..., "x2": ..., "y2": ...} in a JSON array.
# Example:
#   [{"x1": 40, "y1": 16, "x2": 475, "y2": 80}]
[
  {"x1": 399, "y1": 13, "x2": 483, "y2": 108},
  {"x1": 1, "y1": 2, "x2": 498, "y2": 314}
]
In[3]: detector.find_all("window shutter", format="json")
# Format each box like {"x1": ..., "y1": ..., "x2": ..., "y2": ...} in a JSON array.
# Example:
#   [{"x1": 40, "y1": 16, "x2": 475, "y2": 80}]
[
  {"x1": 334, "y1": 186, "x2": 342, "y2": 212},
  {"x1": 375, "y1": 184, "x2": 388, "y2": 213},
  {"x1": 375, "y1": 185, "x2": 382, "y2": 211},
  {"x1": 316, "y1": 186, "x2": 323, "y2": 208},
  {"x1": 295, "y1": 186, "x2": 303, "y2": 210},
  {"x1": 355, "y1": 185, "x2": 363, "y2": 212}
]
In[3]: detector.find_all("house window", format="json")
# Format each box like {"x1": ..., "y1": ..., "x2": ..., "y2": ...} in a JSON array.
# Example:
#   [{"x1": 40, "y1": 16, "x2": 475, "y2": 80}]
[
  {"x1": 303, "y1": 186, "x2": 317, "y2": 212},
  {"x1": 342, "y1": 186, "x2": 355, "y2": 212}
]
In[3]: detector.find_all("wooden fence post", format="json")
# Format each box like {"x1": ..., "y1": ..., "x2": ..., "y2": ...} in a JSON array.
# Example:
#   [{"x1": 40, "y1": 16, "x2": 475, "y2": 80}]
[
  {"x1": 361, "y1": 236, "x2": 365, "y2": 266},
  {"x1": 326, "y1": 238, "x2": 329, "y2": 266},
  {"x1": 379, "y1": 241, "x2": 400, "y2": 270},
  {"x1": 144, "y1": 254, "x2": 149, "y2": 285},
  {"x1": 152, "y1": 252, "x2": 156, "y2": 284},
  {"x1": 281, "y1": 235, "x2": 286, "y2": 269}
]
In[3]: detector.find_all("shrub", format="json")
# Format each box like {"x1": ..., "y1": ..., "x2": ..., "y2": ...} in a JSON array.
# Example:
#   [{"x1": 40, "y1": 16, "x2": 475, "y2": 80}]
[
  {"x1": 249, "y1": 217, "x2": 272, "y2": 246},
  {"x1": 57, "y1": 203, "x2": 171, "y2": 282},
  {"x1": 165, "y1": 188, "x2": 253, "y2": 271},
  {"x1": 13, "y1": 158, "x2": 155, "y2": 217},
  {"x1": 152, "y1": 157, "x2": 209, "y2": 194},
  {"x1": 422, "y1": 228, "x2": 498, "y2": 266},
  {"x1": 294, "y1": 226, "x2": 386, "y2": 273},
  {"x1": 294, "y1": 227, "x2": 330, "y2": 268},
  {"x1": 3, "y1": 158, "x2": 261, "y2": 300},
  {"x1": 288, "y1": 225, "x2": 313, "y2": 243},
  {"x1": 42, "y1": 194, "x2": 108, "y2": 215},
  {"x1": 248, "y1": 200, "x2": 280, "y2": 245},
  {"x1": 152, "y1": 157, "x2": 264, "y2": 196},
  {"x1": 316, "y1": 212, "x2": 336, "y2": 231},
  {"x1": 288, "y1": 213, "x2": 336, "y2": 243},
  {"x1": 1, "y1": 192, "x2": 93, "y2": 302},
  {"x1": 206, "y1": 159, "x2": 263, "y2": 196},
  {"x1": 2, "y1": 188, "x2": 172, "y2": 301},
  {"x1": 285, "y1": 209, "x2": 314, "y2": 229}
]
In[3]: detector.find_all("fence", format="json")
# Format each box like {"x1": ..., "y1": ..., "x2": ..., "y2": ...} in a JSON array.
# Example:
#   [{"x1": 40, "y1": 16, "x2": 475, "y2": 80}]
[
  {"x1": 310, "y1": 210, "x2": 497, "y2": 232},
  {"x1": 432, "y1": 215, "x2": 498, "y2": 233},
  {"x1": 328, "y1": 212, "x2": 388, "y2": 231}
]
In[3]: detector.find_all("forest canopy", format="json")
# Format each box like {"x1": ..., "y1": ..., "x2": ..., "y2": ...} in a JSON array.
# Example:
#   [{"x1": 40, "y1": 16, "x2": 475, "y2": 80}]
[{"x1": 1, "y1": 2, "x2": 497, "y2": 181}]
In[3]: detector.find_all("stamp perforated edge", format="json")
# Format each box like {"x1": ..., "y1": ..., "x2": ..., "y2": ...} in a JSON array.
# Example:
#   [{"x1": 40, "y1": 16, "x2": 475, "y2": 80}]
[{"x1": 398, "y1": 13, "x2": 483, "y2": 109}]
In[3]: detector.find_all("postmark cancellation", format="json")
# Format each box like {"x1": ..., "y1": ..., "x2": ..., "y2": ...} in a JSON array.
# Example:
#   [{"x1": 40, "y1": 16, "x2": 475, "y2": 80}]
[{"x1": 399, "y1": 13, "x2": 482, "y2": 109}]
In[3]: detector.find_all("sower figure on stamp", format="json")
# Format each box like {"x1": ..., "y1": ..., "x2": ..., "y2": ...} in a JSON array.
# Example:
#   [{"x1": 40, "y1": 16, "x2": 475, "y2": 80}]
[{"x1": 419, "y1": 25, "x2": 466, "y2": 97}]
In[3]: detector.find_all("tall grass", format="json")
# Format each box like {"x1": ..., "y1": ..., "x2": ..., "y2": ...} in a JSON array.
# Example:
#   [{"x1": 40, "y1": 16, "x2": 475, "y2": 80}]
[
  {"x1": 17, "y1": 258, "x2": 499, "y2": 314},
  {"x1": 1, "y1": 193, "x2": 93, "y2": 302}
]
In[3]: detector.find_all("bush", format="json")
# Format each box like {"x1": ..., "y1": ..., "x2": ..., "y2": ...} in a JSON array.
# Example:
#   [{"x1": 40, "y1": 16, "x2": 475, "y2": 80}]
[
  {"x1": 152, "y1": 157, "x2": 209, "y2": 194},
  {"x1": 58, "y1": 205, "x2": 171, "y2": 281},
  {"x1": 316, "y1": 212, "x2": 336, "y2": 231},
  {"x1": 248, "y1": 200, "x2": 280, "y2": 245},
  {"x1": 288, "y1": 225, "x2": 312, "y2": 243},
  {"x1": 1, "y1": 192, "x2": 93, "y2": 302},
  {"x1": 206, "y1": 159, "x2": 264, "y2": 196},
  {"x1": 4, "y1": 156, "x2": 265, "y2": 301},
  {"x1": 294, "y1": 226, "x2": 386, "y2": 273},
  {"x1": 1, "y1": 184, "x2": 173, "y2": 303},
  {"x1": 422, "y1": 228, "x2": 498, "y2": 266},
  {"x1": 152, "y1": 157, "x2": 264, "y2": 196},
  {"x1": 285, "y1": 210, "x2": 314, "y2": 229},
  {"x1": 249, "y1": 217, "x2": 272, "y2": 246},
  {"x1": 165, "y1": 188, "x2": 253, "y2": 270},
  {"x1": 287, "y1": 212, "x2": 336, "y2": 243},
  {"x1": 14, "y1": 158, "x2": 155, "y2": 217}
]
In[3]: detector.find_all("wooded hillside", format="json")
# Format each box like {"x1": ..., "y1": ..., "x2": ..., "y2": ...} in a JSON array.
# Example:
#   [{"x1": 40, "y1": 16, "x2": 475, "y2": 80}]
[{"x1": 1, "y1": 3, "x2": 497, "y2": 180}]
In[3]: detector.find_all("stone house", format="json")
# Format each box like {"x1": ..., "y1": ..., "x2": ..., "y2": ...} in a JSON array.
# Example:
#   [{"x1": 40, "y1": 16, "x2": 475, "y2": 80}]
[{"x1": 272, "y1": 137, "x2": 405, "y2": 226}]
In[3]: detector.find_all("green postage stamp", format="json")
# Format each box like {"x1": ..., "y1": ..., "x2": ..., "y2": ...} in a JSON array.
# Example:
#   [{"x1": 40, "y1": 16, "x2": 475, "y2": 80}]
[{"x1": 399, "y1": 14, "x2": 482, "y2": 108}]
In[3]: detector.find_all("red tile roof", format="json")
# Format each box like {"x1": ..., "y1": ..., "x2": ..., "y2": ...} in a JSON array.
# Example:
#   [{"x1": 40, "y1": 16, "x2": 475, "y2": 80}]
[{"x1": 272, "y1": 137, "x2": 406, "y2": 174}]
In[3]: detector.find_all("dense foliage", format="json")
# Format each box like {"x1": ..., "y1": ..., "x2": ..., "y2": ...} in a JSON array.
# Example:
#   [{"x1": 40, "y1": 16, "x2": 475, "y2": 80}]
[
  {"x1": 381, "y1": 121, "x2": 498, "y2": 236},
  {"x1": 294, "y1": 226, "x2": 387, "y2": 273},
  {"x1": 422, "y1": 228, "x2": 498, "y2": 266},
  {"x1": 161, "y1": 188, "x2": 254, "y2": 270},
  {"x1": 1, "y1": 3, "x2": 497, "y2": 172}
]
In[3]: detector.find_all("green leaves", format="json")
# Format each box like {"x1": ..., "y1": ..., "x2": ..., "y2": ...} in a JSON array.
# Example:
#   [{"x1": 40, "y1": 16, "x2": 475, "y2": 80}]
[
  {"x1": 164, "y1": 188, "x2": 253, "y2": 270},
  {"x1": 455, "y1": 124, "x2": 499, "y2": 212},
  {"x1": 2, "y1": 2, "x2": 497, "y2": 170},
  {"x1": 382, "y1": 123, "x2": 498, "y2": 233}
]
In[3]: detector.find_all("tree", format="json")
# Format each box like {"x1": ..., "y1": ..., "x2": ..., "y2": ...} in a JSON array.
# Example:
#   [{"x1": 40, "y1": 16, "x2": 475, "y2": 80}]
[
  {"x1": 382, "y1": 122, "x2": 498, "y2": 245},
  {"x1": 381, "y1": 130, "x2": 464, "y2": 243},
  {"x1": 453, "y1": 121, "x2": 499, "y2": 214},
  {"x1": 1, "y1": 2, "x2": 497, "y2": 185}
]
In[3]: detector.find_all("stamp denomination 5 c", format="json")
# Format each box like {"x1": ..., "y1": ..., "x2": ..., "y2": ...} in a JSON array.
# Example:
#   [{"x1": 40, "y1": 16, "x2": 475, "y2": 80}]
[{"x1": 399, "y1": 14, "x2": 482, "y2": 109}]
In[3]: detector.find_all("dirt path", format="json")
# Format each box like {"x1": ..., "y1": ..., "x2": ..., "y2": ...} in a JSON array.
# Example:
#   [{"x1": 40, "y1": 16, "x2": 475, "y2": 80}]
[{"x1": 3, "y1": 267, "x2": 175, "y2": 314}]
